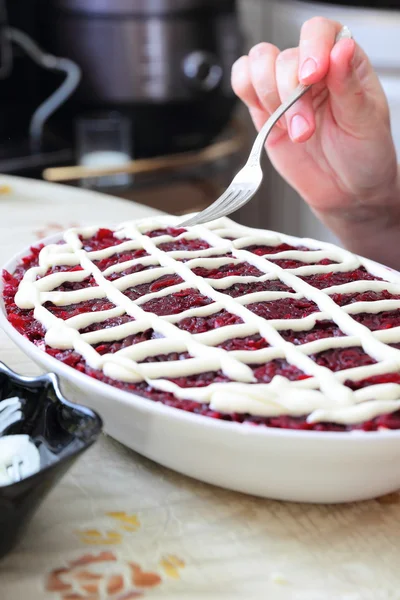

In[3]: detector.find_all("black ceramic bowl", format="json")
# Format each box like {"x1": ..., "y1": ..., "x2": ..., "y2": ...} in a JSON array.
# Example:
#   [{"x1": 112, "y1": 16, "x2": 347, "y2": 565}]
[{"x1": 0, "y1": 361, "x2": 102, "y2": 559}]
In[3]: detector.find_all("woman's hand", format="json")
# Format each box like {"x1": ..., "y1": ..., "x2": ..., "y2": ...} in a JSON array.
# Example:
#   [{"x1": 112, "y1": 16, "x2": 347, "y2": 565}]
[{"x1": 231, "y1": 17, "x2": 400, "y2": 267}]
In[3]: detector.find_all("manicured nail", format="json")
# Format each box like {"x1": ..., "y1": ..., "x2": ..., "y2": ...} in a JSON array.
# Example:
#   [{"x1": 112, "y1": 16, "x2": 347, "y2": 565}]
[
  {"x1": 300, "y1": 57, "x2": 317, "y2": 81},
  {"x1": 290, "y1": 114, "x2": 309, "y2": 140},
  {"x1": 231, "y1": 57, "x2": 243, "y2": 73},
  {"x1": 349, "y1": 40, "x2": 357, "y2": 69}
]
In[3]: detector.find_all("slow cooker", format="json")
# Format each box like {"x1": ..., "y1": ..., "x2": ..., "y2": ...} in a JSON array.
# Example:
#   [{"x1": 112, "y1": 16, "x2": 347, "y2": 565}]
[{"x1": 38, "y1": 0, "x2": 243, "y2": 157}]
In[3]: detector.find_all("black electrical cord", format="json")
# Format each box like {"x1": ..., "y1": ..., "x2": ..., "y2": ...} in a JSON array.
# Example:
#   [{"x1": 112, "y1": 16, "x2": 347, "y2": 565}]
[
  {"x1": 0, "y1": 4, "x2": 82, "y2": 153},
  {"x1": 0, "y1": 0, "x2": 13, "y2": 79},
  {"x1": 5, "y1": 27, "x2": 81, "y2": 151},
  {"x1": 5, "y1": 27, "x2": 81, "y2": 152}
]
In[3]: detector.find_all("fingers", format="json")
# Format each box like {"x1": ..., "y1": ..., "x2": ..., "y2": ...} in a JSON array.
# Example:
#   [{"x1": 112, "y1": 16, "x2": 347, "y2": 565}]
[
  {"x1": 298, "y1": 16, "x2": 343, "y2": 85},
  {"x1": 232, "y1": 16, "x2": 375, "y2": 144},
  {"x1": 248, "y1": 43, "x2": 281, "y2": 116},
  {"x1": 232, "y1": 44, "x2": 316, "y2": 143},
  {"x1": 231, "y1": 55, "x2": 261, "y2": 110},
  {"x1": 232, "y1": 43, "x2": 284, "y2": 134},
  {"x1": 276, "y1": 48, "x2": 315, "y2": 143},
  {"x1": 327, "y1": 38, "x2": 384, "y2": 134},
  {"x1": 231, "y1": 55, "x2": 268, "y2": 131}
]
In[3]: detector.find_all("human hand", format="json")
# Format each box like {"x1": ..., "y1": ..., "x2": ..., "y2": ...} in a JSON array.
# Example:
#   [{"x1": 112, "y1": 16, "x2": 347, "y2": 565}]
[{"x1": 231, "y1": 17, "x2": 400, "y2": 262}]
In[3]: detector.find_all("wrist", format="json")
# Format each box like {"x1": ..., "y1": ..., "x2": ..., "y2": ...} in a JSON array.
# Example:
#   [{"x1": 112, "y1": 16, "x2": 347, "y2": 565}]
[{"x1": 312, "y1": 166, "x2": 400, "y2": 267}]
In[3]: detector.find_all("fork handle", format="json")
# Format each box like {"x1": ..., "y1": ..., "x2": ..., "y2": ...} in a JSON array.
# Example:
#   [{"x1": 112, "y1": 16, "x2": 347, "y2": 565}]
[{"x1": 246, "y1": 25, "x2": 353, "y2": 168}]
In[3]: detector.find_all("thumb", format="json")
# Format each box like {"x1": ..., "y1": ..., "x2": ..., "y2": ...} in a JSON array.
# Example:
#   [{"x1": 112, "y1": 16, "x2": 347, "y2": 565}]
[{"x1": 327, "y1": 38, "x2": 386, "y2": 133}]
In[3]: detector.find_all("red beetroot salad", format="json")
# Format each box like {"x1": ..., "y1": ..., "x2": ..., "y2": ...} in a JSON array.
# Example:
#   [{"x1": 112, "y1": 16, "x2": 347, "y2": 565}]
[{"x1": 3, "y1": 226, "x2": 400, "y2": 433}]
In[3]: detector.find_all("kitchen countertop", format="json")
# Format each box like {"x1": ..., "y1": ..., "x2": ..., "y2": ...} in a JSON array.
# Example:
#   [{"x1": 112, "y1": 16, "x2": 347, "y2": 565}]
[{"x1": 0, "y1": 175, "x2": 399, "y2": 600}]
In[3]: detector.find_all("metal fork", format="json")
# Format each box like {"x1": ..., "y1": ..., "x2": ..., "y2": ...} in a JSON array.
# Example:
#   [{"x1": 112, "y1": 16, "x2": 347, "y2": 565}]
[{"x1": 179, "y1": 26, "x2": 352, "y2": 228}]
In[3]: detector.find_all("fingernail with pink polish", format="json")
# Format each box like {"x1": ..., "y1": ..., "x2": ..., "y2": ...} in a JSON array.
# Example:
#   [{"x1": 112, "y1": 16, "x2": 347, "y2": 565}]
[
  {"x1": 231, "y1": 57, "x2": 242, "y2": 73},
  {"x1": 290, "y1": 114, "x2": 309, "y2": 140},
  {"x1": 300, "y1": 57, "x2": 317, "y2": 81}
]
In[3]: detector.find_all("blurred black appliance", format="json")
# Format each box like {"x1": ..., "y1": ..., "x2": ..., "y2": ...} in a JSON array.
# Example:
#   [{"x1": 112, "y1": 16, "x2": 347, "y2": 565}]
[
  {"x1": 303, "y1": 0, "x2": 400, "y2": 5},
  {"x1": 0, "y1": 0, "x2": 40, "y2": 143},
  {"x1": 0, "y1": 0, "x2": 79, "y2": 175},
  {"x1": 42, "y1": 0, "x2": 243, "y2": 157},
  {"x1": 0, "y1": 0, "x2": 242, "y2": 178}
]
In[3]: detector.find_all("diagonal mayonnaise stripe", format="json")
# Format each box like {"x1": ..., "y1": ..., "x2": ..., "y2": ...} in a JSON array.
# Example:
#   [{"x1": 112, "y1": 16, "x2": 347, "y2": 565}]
[
  {"x1": 343, "y1": 300, "x2": 400, "y2": 314},
  {"x1": 322, "y1": 280, "x2": 400, "y2": 295},
  {"x1": 234, "y1": 291, "x2": 304, "y2": 305},
  {"x1": 117, "y1": 222, "x2": 355, "y2": 406},
  {"x1": 113, "y1": 266, "x2": 174, "y2": 291},
  {"x1": 12, "y1": 215, "x2": 400, "y2": 424},
  {"x1": 208, "y1": 272, "x2": 291, "y2": 289},
  {"x1": 134, "y1": 283, "x2": 191, "y2": 306},
  {"x1": 66, "y1": 306, "x2": 126, "y2": 329},
  {"x1": 160, "y1": 302, "x2": 225, "y2": 323},
  {"x1": 232, "y1": 245, "x2": 400, "y2": 365},
  {"x1": 102, "y1": 255, "x2": 159, "y2": 277}
]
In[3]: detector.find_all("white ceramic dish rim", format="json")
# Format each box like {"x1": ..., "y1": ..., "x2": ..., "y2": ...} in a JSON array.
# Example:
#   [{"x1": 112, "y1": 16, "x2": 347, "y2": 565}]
[{"x1": 2, "y1": 228, "x2": 400, "y2": 444}]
